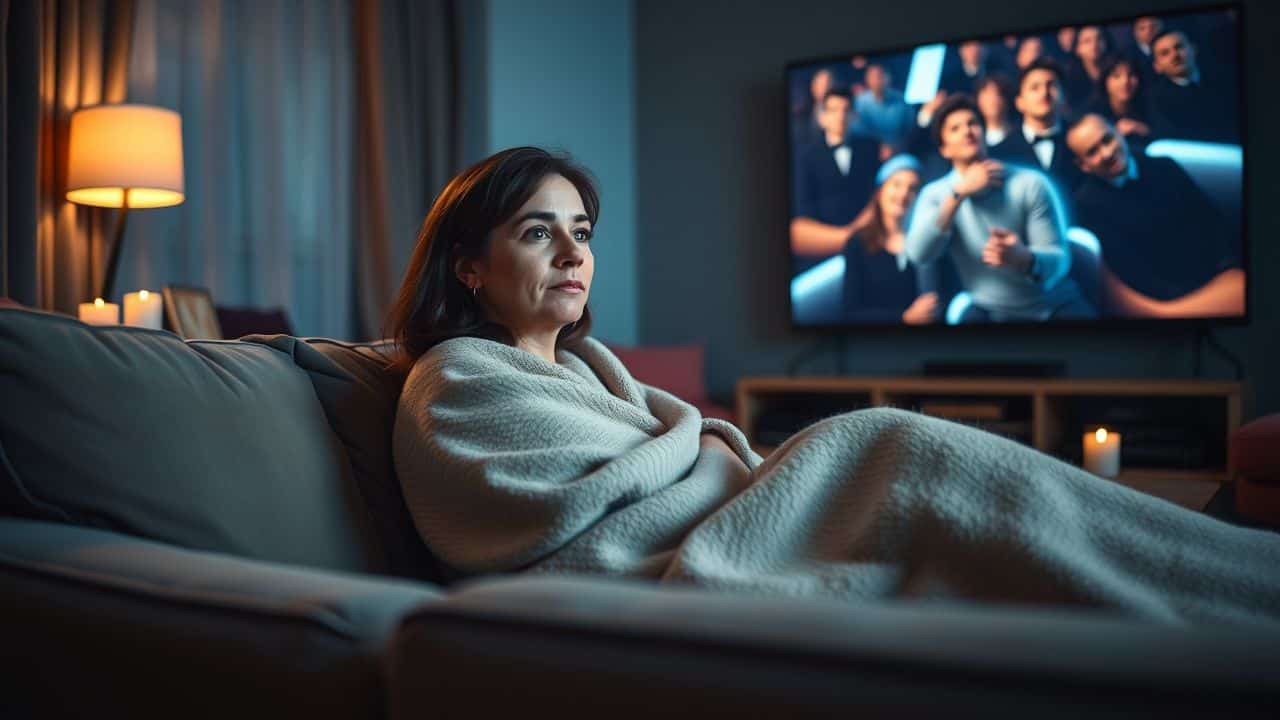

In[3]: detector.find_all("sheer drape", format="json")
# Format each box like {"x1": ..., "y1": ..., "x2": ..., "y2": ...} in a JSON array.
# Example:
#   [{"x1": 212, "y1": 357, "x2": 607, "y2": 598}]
[
  {"x1": 123, "y1": 0, "x2": 355, "y2": 337},
  {"x1": 0, "y1": 0, "x2": 132, "y2": 311}
]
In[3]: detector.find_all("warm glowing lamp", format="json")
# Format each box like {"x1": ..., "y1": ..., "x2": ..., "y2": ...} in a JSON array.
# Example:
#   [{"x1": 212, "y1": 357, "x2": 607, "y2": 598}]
[{"x1": 66, "y1": 104, "x2": 185, "y2": 301}]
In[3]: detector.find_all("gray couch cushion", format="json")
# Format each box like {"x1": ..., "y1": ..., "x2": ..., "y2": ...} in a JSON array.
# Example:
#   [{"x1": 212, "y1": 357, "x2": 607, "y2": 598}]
[
  {"x1": 242, "y1": 335, "x2": 459, "y2": 584},
  {"x1": 0, "y1": 517, "x2": 438, "y2": 718},
  {"x1": 0, "y1": 308, "x2": 383, "y2": 573}
]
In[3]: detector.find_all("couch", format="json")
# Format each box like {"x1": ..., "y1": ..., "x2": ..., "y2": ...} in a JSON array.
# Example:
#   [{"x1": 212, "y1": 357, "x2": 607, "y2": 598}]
[{"x1": 2, "y1": 306, "x2": 1279, "y2": 718}]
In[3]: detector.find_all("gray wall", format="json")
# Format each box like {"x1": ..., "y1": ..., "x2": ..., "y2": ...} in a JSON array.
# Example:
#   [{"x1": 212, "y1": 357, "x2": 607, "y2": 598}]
[
  {"x1": 636, "y1": 0, "x2": 1278, "y2": 418},
  {"x1": 484, "y1": 0, "x2": 638, "y2": 344}
]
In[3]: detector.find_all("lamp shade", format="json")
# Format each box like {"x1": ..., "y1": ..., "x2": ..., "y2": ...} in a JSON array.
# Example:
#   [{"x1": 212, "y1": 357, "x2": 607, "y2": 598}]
[{"x1": 66, "y1": 104, "x2": 185, "y2": 209}]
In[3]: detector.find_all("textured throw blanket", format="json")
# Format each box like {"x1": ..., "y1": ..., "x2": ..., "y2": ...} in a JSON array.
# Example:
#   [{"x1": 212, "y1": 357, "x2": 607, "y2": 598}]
[{"x1": 395, "y1": 336, "x2": 1280, "y2": 624}]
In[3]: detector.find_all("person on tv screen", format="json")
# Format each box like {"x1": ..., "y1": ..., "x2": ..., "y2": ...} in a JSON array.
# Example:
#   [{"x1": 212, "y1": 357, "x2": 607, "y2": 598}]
[
  {"x1": 1064, "y1": 25, "x2": 1110, "y2": 111},
  {"x1": 1065, "y1": 113, "x2": 1243, "y2": 318},
  {"x1": 974, "y1": 74, "x2": 1016, "y2": 155},
  {"x1": 1129, "y1": 15, "x2": 1164, "y2": 67},
  {"x1": 790, "y1": 87, "x2": 881, "y2": 257},
  {"x1": 1147, "y1": 28, "x2": 1239, "y2": 143},
  {"x1": 992, "y1": 57, "x2": 1083, "y2": 199},
  {"x1": 905, "y1": 94, "x2": 1092, "y2": 322},
  {"x1": 1086, "y1": 54, "x2": 1170, "y2": 148},
  {"x1": 791, "y1": 67, "x2": 834, "y2": 147},
  {"x1": 853, "y1": 63, "x2": 912, "y2": 159},
  {"x1": 841, "y1": 155, "x2": 939, "y2": 325},
  {"x1": 939, "y1": 40, "x2": 992, "y2": 95},
  {"x1": 1014, "y1": 35, "x2": 1045, "y2": 71}
]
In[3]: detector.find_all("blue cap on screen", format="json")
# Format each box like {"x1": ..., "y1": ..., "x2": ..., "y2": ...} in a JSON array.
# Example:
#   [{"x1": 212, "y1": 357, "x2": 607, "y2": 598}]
[{"x1": 875, "y1": 154, "x2": 922, "y2": 186}]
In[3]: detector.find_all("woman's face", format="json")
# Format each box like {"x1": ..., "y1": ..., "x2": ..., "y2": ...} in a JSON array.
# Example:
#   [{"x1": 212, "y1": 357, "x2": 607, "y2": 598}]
[
  {"x1": 1106, "y1": 62, "x2": 1139, "y2": 104},
  {"x1": 464, "y1": 174, "x2": 594, "y2": 343},
  {"x1": 1076, "y1": 26, "x2": 1106, "y2": 63},
  {"x1": 1016, "y1": 37, "x2": 1043, "y2": 69},
  {"x1": 878, "y1": 169, "x2": 921, "y2": 220},
  {"x1": 976, "y1": 82, "x2": 1007, "y2": 125}
]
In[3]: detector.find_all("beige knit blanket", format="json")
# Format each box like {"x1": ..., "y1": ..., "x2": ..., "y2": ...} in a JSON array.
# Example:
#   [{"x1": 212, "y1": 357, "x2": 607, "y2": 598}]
[{"x1": 395, "y1": 336, "x2": 1280, "y2": 624}]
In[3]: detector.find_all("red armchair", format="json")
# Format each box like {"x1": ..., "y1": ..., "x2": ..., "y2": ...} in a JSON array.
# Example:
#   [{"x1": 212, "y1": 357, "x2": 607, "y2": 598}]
[{"x1": 606, "y1": 343, "x2": 735, "y2": 423}]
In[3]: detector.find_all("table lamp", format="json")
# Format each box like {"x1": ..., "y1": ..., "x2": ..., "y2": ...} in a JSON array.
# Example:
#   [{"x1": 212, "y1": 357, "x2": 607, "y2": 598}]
[{"x1": 66, "y1": 104, "x2": 185, "y2": 302}]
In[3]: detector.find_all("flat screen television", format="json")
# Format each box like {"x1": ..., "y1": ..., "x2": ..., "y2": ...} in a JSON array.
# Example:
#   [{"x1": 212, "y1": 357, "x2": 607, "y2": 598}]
[{"x1": 786, "y1": 3, "x2": 1245, "y2": 329}]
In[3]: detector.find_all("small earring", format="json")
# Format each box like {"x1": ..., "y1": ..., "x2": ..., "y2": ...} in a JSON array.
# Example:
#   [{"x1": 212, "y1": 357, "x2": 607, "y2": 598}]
[{"x1": 471, "y1": 285, "x2": 479, "y2": 298}]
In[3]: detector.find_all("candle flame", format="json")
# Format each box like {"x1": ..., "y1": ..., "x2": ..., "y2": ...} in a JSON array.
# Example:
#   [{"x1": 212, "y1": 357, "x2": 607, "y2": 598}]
[
  {"x1": 94, "y1": 298, "x2": 105, "y2": 307},
  {"x1": 1095, "y1": 428, "x2": 1108, "y2": 443},
  {"x1": 139, "y1": 290, "x2": 149, "y2": 300}
]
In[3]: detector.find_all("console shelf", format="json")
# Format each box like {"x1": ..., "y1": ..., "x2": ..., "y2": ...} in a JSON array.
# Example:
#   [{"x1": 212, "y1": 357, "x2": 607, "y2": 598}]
[{"x1": 736, "y1": 376, "x2": 1242, "y2": 510}]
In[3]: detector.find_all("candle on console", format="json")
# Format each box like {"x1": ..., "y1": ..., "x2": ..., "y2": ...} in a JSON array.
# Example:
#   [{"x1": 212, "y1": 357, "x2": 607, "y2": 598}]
[
  {"x1": 77, "y1": 297, "x2": 119, "y2": 326},
  {"x1": 123, "y1": 289, "x2": 163, "y2": 329},
  {"x1": 1083, "y1": 427, "x2": 1121, "y2": 478}
]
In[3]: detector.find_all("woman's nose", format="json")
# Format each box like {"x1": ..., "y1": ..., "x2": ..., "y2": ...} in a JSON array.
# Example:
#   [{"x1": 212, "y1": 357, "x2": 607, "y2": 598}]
[{"x1": 555, "y1": 234, "x2": 584, "y2": 266}]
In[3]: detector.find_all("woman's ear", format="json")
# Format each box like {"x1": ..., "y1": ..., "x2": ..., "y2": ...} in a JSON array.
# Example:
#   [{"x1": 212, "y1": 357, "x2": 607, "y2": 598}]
[{"x1": 454, "y1": 253, "x2": 480, "y2": 290}]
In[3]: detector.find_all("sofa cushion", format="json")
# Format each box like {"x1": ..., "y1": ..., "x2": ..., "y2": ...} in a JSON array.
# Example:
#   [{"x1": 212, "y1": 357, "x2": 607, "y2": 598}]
[
  {"x1": 0, "y1": 308, "x2": 383, "y2": 573},
  {"x1": 242, "y1": 335, "x2": 459, "y2": 584}
]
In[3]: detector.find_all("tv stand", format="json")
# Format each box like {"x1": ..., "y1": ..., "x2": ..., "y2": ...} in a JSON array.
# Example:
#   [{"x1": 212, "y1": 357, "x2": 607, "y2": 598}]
[{"x1": 736, "y1": 375, "x2": 1243, "y2": 510}]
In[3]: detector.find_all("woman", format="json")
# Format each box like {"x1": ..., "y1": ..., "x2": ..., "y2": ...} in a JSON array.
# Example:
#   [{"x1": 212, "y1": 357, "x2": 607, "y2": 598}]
[
  {"x1": 1087, "y1": 53, "x2": 1168, "y2": 147},
  {"x1": 1065, "y1": 25, "x2": 1110, "y2": 111},
  {"x1": 841, "y1": 155, "x2": 938, "y2": 324},
  {"x1": 974, "y1": 74, "x2": 1015, "y2": 153},
  {"x1": 389, "y1": 146, "x2": 1280, "y2": 624}
]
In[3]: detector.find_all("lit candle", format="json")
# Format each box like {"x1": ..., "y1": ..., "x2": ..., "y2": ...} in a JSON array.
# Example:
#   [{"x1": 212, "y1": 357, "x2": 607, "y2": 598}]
[
  {"x1": 123, "y1": 289, "x2": 163, "y2": 329},
  {"x1": 77, "y1": 297, "x2": 119, "y2": 326},
  {"x1": 1083, "y1": 427, "x2": 1122, "y2": 478}
]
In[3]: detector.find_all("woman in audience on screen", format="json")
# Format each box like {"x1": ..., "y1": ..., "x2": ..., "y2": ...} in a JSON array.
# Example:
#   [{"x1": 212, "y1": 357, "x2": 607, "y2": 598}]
[
  {"x1": 1064, "y1": 25, "x2": 1111, "y2": 111},
  {"x1": 840, "y1": 155, "x2": 939, "y2": 325},
  {"x1": 974, "y1": 74, "x2": 1016, "y2": 156},
  {"x1": 386, "y1": 145, "x2": 1280, "y2": 626},
  {"x1": 1085, "y1": 54, "x2": 1169, "y2": 148}
]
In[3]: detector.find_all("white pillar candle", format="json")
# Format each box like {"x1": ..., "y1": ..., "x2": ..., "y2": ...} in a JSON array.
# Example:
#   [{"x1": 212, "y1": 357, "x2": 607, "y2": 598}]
[
  {"x1": 1083, "y1": 427, "x2": 1122, "y2": 478},
  {"x1": 123, "y1": 289, "x2": 164, "y2": 329},
  {"x1": 78, "y1": 298, "x2": 119, "y2": 325}
]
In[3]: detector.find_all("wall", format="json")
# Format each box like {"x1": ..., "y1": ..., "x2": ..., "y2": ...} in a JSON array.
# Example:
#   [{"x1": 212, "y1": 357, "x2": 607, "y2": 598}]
[
  {"x1": 636, "y1": 0, "x2": 1279, "y2": 417},
  {"x1": 483, "y1": 0, "x2": 638, "y2": 344}
]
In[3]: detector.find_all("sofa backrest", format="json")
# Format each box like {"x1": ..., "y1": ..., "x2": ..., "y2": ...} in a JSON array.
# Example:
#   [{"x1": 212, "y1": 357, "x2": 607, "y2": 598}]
[
  {"x1": 0, "y1": 308, "x2": 387, "y2": 574},
  {"x1": 241, "y1": 334, "x2": 458, "y2": 583}
]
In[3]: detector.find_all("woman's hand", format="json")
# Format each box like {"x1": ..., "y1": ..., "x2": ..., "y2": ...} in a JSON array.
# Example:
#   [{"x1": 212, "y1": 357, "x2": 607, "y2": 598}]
[
  {"x1": 952, "y1": 160, "x2": 1005, "y2": 198},
  {"x1": 901, "y1": 291, "x2": 939, "y2": 324}
]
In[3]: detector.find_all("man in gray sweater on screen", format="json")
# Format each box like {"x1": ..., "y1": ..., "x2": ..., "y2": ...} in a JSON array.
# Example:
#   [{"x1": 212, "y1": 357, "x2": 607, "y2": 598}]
[{"x1": 906, "y1": 95, "x2": 1094, "y2": 322}]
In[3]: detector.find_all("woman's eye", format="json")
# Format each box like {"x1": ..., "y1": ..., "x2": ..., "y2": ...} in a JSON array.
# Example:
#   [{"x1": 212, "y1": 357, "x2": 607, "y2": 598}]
[
  {"x1": 525, "y1": 226, "x2": 550, "y2": 241},
  {"x1": 573, "y1": 229, "x2": 593, "y2": 242}
]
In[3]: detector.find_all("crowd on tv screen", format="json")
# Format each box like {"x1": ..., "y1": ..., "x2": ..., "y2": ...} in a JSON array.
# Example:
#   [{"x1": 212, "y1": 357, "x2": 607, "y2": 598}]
[{"x1": 789, "y1": 11, "x2": 1245, "y2": 325}]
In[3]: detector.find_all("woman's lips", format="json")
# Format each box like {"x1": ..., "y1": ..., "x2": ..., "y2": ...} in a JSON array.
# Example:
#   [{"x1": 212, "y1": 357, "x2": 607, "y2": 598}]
[{"x1": 551, "y1": 282, "x2": 585, "y2": 294}]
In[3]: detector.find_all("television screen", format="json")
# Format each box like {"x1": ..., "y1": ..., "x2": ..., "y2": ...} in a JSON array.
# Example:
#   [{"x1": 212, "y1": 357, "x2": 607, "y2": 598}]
[{"x1": 787, "y1": 4, "x2": 1245, "y2": 328}]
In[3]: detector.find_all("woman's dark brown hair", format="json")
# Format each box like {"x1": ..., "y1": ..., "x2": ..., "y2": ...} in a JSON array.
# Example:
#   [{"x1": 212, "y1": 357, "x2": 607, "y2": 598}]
[
  {"x1": 384, "y1": 147, "x2": 599, "y2": 373},
  {"x1": 853, "y1": 172, "x2": 919, "y2": 255},
  {"x1": 1092, "y1": 53, "x2": 1147, "y2": 117}
]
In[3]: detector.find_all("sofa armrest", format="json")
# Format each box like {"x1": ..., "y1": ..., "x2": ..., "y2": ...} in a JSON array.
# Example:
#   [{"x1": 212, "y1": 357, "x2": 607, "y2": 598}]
[
  {"x1": 389, "y1": 575, "x2": 1280, "y2": 718},
  {"x1": 0, "y1": 518, "x2": 440, "y2": 718}
]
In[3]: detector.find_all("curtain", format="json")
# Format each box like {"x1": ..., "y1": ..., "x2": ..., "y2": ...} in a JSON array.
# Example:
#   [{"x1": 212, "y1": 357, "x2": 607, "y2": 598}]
[
  {"x1": 353, "y1": 0, "x2": 459, "y2": 339},
  {"x1": 0, "y1": 0, "x2": 132, "y2": 310},
  {"x1": 6, "y1": 0, "x2": 460, "y2": 337},
  {"x1": 124, "y1": 0, "x2": 355, "y2": 338}
]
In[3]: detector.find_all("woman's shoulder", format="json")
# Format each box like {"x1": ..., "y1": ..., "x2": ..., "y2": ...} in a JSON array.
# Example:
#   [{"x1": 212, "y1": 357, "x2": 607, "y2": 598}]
[{"x1": 405, "y1": 335, "x2": 522, "y2": 388}]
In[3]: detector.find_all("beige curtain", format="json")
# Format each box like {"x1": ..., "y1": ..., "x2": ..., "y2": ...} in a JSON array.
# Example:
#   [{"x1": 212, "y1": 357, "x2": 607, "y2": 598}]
[
  {"x1": 353, "y1": 0, "x2": 459, "y2": 340},
  {"x1": 35, "y1": 0, "x2": 132, "y2": 311}
]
